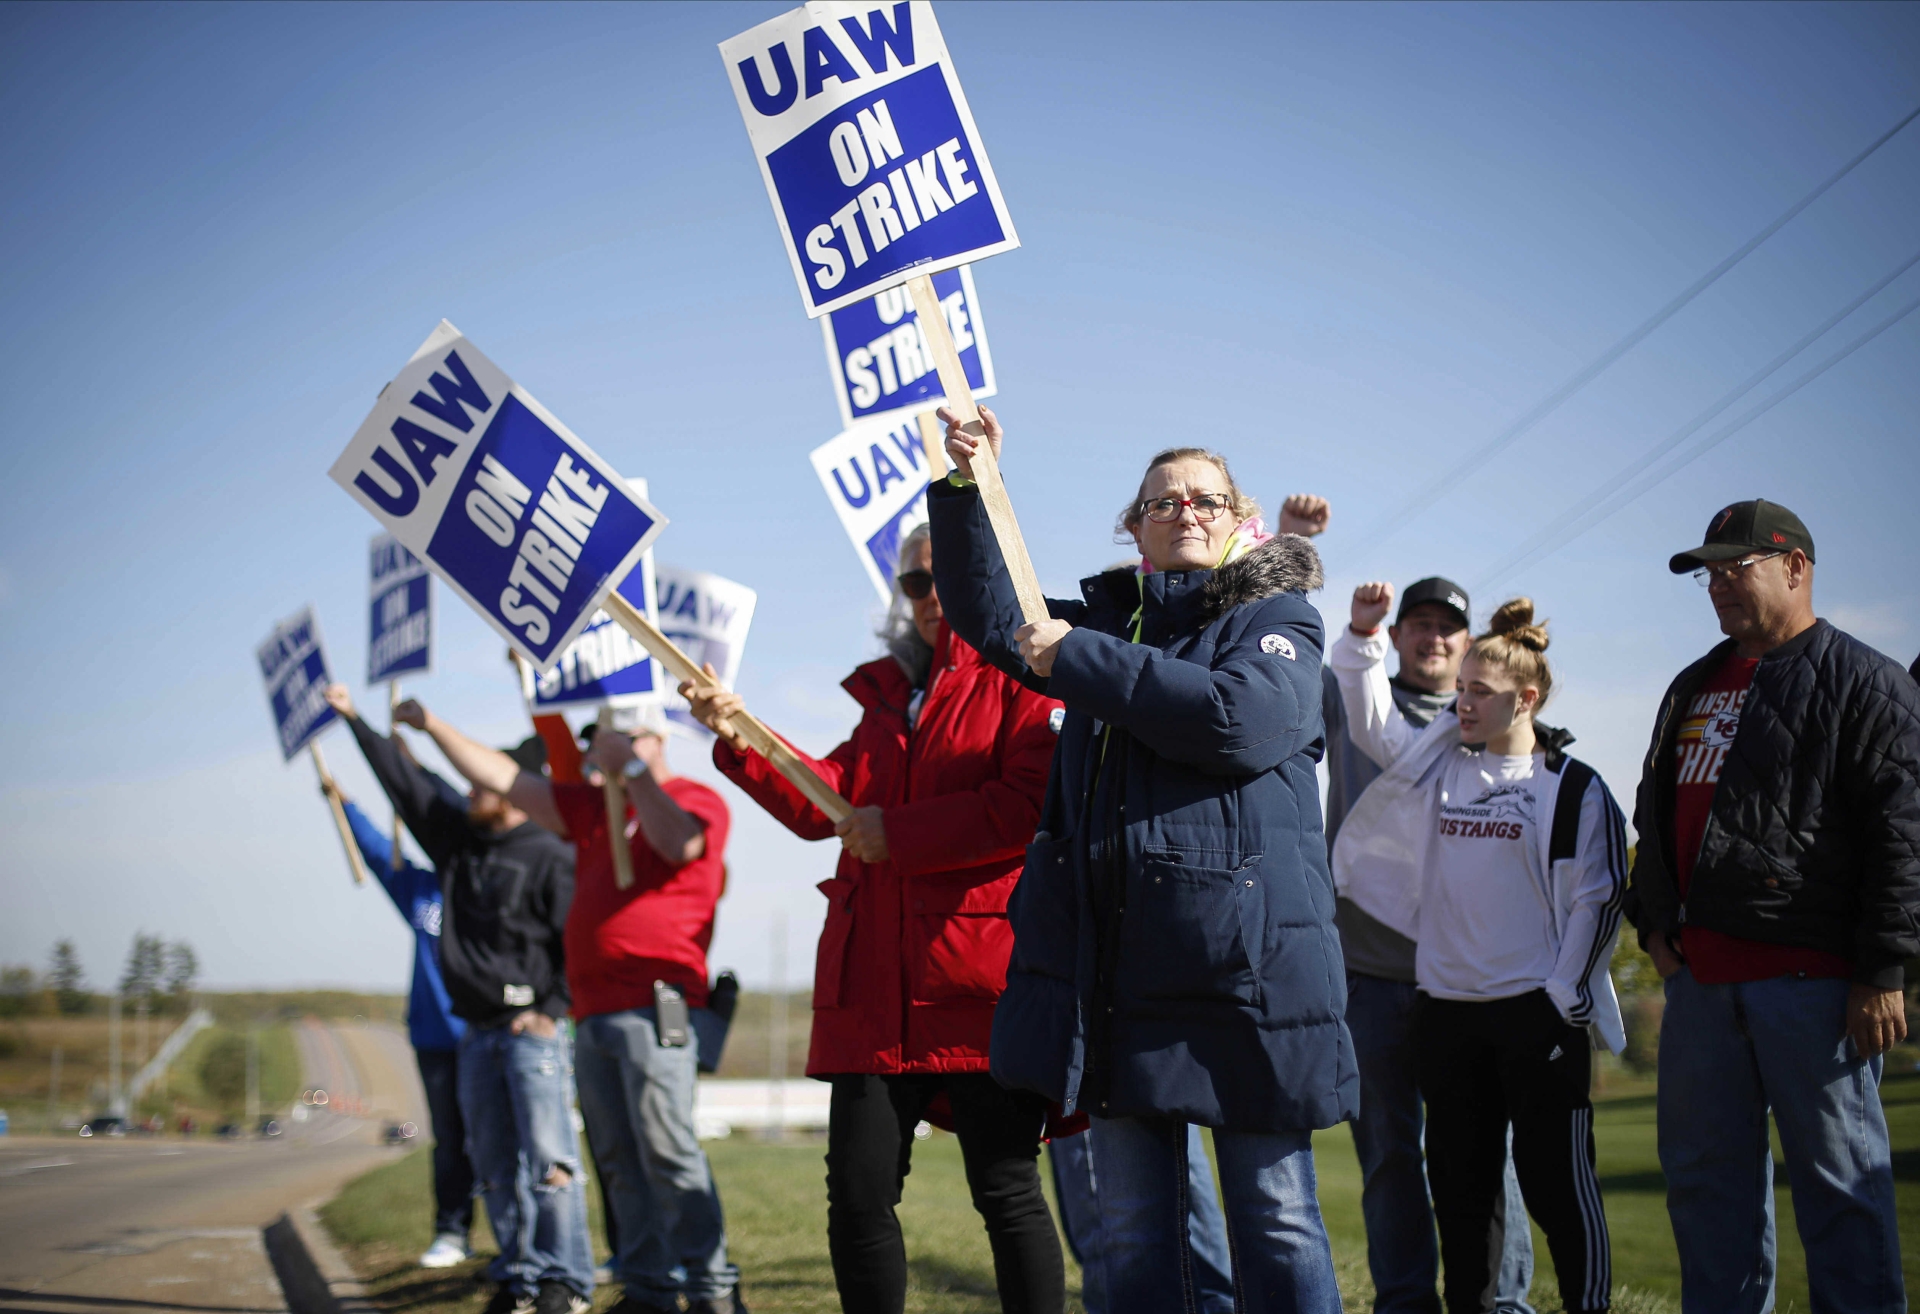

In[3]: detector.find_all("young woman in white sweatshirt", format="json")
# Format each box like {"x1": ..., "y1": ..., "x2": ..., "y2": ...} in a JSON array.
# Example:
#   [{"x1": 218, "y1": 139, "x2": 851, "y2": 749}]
[{"x1": 1329, "y1": 586, "x2": 1627, "y2": 1314}]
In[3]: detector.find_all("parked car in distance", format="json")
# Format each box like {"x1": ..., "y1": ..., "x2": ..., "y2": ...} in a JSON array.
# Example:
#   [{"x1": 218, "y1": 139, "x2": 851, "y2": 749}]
[{"x1": 78, "y1": 1115, "x2": 128, "y2": 1138}]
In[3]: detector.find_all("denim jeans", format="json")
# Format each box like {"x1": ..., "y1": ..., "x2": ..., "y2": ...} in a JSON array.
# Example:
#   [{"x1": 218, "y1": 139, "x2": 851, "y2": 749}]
[
  {"x1": 574, "y1": 1007, "x2": 738, "y2": 1305},
  {"x1": 1347, "y1": 973, "x2": 1534, "y2": 1314},
  {"x1": 1090, "y1": 1114, "x2": 1340, "y2": 1314},
  {"x1": 1049, "y1": 1122, "x2": 1234, "y2": 1314},
  {"x1": 1658, "y1": 968, "x2": 1903, "y2": 1314},
  {"x1": 458, "y1": 1024, "x2": 594, "y2": 1297},
  {"x1": 415, "y1": 1047, "x2": 475, "y2": 1240}
]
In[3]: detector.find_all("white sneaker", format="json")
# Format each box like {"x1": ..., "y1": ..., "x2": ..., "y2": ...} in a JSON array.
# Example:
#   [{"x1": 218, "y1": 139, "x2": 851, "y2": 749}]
[{"x1": 418, "y1": 1234, "x2": 470, "y2": 1269}]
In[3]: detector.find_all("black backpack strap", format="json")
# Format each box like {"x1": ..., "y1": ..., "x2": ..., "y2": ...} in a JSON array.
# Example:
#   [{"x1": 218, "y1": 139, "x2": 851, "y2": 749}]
[{"x1": 1549, "y1": 756, "x2": 1596, "y2": 864}]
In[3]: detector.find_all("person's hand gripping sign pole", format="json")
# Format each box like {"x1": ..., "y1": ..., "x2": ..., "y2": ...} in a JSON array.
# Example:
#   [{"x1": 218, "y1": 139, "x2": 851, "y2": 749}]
[{"x1": 330, "y1": 322, "x2": 852, "y2": 837}]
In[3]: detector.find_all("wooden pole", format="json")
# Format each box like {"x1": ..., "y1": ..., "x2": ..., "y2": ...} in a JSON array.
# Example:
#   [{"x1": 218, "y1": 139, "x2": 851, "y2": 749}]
[
  {"x1": 599, "y1": 590, "x2": 853, "y2": 824},
  {"x1": 914, "y1": 408, "x2": 948, "y2": 479},
  {"x1": 597, "y1": 704, "x2": 636, "y2": 892},
  {"x1": 388, "y1": 681, "x2": 403, "y2": 874},
  {"x1": 905, "y1": 274, "x2": 1048, "y2": 625},
  {"x1": 309, "y1": 741, "x2": 369, "y2": 886}
]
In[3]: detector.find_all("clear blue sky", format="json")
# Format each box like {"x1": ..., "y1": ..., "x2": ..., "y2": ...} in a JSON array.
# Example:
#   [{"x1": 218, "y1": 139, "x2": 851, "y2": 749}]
[{"x1": 2, "y1": 1, "x2": 1916, "y2": 993}]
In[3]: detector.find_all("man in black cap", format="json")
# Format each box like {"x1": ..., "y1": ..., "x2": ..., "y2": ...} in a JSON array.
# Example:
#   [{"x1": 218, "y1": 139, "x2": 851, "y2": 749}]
[
  {"x1": 1625, "y1": 500, "x2": 1920, "y2": 1310},
  {"x1": 322, "y1": 685, "x2": 590, "y2": 1314},
  {"x1": 1322, "y1": 576, "x2": 1537, "y2": 1314}
]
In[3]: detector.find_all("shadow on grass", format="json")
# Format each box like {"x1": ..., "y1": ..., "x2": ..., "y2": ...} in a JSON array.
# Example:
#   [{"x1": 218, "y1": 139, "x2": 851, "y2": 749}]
[{"x1": 907, "y1": 1255, "x2": 1000, "y2": 1298}]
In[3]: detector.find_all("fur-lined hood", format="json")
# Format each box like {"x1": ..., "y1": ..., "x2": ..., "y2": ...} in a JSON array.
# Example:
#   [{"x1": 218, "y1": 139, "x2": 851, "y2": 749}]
[{"x1": 1198, "y1": 534, "x2": 1324, "y2": 623}]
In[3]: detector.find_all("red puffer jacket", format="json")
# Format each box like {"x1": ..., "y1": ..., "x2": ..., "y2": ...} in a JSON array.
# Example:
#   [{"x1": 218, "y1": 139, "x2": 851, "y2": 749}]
[{"x1": 715, "y1": 623, "x2": 1061, "y2": 1075}]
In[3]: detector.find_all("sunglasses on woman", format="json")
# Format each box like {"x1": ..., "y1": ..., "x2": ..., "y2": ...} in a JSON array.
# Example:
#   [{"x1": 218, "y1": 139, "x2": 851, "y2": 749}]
[{"x1": 897, "y1": 570, "x2": 935, "y2": 600}]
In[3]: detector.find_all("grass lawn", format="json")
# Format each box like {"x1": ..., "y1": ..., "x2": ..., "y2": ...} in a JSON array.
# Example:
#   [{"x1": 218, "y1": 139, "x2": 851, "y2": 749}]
[{"x1": 322, "y1": 1073, "x2": 1920, "y2": 1314}]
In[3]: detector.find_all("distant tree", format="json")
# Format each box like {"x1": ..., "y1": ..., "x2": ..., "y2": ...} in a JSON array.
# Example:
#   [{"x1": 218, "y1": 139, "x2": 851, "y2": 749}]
[
  {"x1": 0, "y1": 965, "x2": 36, "y2": 1018},
  {"x1": 49, "y1": 940, "x2": 91, "y2": 1016},
  {"x1": 199, "y1": 1032, "x2": 249, "y2": 1110},
  {"x1": 163, "y1": 942, "x2": 199, "y2": 1010},
  {"x1": 120, "y1": 933, "x2": 167, "y2": 1006}
]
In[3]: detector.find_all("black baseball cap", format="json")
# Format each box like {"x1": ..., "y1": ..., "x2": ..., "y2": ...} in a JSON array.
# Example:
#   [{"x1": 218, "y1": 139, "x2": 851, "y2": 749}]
[
  {"x1": 502, "y1": 735, "x2": 548, "y2": 773},
  {"x1": 1397, "y1": 577, "x2": 1471, "y2": 628},
  {"x1": 1667, "y1": 499, "x2": 1815, "y2": 574}
]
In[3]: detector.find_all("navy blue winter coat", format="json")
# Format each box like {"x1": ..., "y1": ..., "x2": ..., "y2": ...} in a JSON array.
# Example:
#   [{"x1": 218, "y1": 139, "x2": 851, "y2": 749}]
[{"x1": 928, "y1": 480, "x2": 1359, "y2": 1133}]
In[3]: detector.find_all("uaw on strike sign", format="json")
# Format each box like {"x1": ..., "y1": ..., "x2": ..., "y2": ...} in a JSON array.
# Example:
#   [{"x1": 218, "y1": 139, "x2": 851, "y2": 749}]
[
  {"x1": 519, "y1": 480, "x2": 665, "y2": 712},
  {"x1": 722, "y1": 1, "x2": 1018, "y2": 317},
  {"x1": 823, "y1": 264, "x2": 994, "y2": 427},
  {"x1": 368, "y1": 535, "x2": 431, "y2": 684},
  {"x1": 330, "y1": 322, "x2": 665, "y2": 672},
  {"x1": 810, "y1": 415, "x2": 933, "y2": 603},
  {"x1": 259, "y1": 607, "x2": 339, "y2": 761}
]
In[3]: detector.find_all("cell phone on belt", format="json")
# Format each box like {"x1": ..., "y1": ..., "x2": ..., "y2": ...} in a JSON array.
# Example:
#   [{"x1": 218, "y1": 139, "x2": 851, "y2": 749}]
[{"x1": 653, "y1": 980, "x2": 690, "y2": 1048}]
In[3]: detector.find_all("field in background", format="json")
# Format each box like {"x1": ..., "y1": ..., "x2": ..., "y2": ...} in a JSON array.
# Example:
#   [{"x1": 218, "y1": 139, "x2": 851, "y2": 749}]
[{"x1": 0, "y1": 989, "x2": 395, "y2": 1132}]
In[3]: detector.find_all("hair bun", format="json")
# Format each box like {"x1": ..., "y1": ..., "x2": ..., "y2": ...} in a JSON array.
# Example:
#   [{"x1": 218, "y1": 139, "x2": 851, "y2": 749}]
[{"x1": 1487, "y1": 597, "x2": 1550, "y2": 652}]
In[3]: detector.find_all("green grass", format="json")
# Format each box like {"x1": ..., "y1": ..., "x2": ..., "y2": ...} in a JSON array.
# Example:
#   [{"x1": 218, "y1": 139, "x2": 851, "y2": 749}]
[{"x1": 322, "y1": 1075, "x2": 1920, "y2": 1314}]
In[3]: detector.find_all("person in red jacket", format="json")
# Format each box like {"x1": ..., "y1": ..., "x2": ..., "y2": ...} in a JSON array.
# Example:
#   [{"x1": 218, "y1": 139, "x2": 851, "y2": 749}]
[{"x1": 684, "y1": 521, "x2": 1066, "y2": 1314}]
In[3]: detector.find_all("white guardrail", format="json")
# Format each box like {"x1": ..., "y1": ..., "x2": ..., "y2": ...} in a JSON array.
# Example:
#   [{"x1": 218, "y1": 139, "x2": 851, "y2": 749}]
[{"x1": 692, "y1": 1079, "x2": 832, "y2": 1140}]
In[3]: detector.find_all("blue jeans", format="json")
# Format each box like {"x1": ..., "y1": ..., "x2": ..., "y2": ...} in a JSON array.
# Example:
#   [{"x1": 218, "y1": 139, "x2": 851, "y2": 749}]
[
  {"x1": 415, "y1": 1047, "x2": 475, "y2": 1240},
  {"x1": 1658, "y1": 968, "x2": 1903, "y2": 1314},
  {"x1": 574, "y1": 1007, "x2": 738, "y2": 1305},
  {"x1": 1347, "y1": 974, "x2": 1534, "y2": 1314},
  {"x1": 1090, "y1": 1114, "x2": 1340, "y2": 1314},
  {"x1": 458, "y1": 1024, "x2": 594, "y2": 1297},
  {"x1": 1050, "y1": 1122, "x2": 1235, "y2": 1314}
]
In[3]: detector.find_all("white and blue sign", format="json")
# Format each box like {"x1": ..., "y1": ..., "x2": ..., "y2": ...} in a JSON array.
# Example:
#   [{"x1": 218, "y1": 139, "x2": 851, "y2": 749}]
[
  {"x1": 368, "y1": 534, "x2": 432, "y2": 684},
  {"x1": 655, "y1": 565, "x2": 759, "y2": 739},
  {"x1": 519, "y1": 480, "x2": 664, "y2": 712},
  {"x1": 822, "y1": 264, "x2": 995, "y2": 427},
  {"x1": 721, "y1": 1, "x2": 1019, "y2": 318},
  {"x1": 329, "y1": 322, "x2": 667, "y2": 673},
  {"x1": 258, "y1": 606, "x2": 339, "y2": 762},
  {"x1": 809, "y1": 416, "x2": 933, "y2": 603}
]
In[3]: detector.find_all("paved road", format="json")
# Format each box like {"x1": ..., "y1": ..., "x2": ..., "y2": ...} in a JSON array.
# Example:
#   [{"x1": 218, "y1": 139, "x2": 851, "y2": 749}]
[{"x1": 0, "y1": 1021, "x2": 424, "y2": 1314}]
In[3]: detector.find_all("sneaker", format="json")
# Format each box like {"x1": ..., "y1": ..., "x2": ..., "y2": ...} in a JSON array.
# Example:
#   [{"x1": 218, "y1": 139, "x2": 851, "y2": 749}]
[
  {"x1": 533, "y1": 1282, "x2": 590, "y2": 1314},
  {"x1": 481, "y1": 1288, "x2": 537, "y2": 1314},
  {"x1": 687, "y1": 1293, "x2": 748, "y2": 1314},
  {"x1": 418, "y1": 1234, "x2": 470, "y2": 1269}
]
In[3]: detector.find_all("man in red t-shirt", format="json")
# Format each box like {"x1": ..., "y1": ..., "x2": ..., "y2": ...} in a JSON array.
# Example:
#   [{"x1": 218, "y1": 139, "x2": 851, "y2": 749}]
[
  {"x1": 1626, "y1": 499, "x2": 1919, "y2": 1312},
  {"x1": 415, "y1": 704, "x2": 744, "y2": 1314}
]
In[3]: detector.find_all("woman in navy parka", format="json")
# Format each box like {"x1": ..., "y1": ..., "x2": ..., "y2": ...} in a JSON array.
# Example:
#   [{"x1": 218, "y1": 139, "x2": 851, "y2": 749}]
[{"x1": 928, "y1": 409, "x2": 1357, "y2": 1314}]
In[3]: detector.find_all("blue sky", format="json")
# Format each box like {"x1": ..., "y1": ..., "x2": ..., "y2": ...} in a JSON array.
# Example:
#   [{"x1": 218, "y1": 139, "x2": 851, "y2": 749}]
[{"x1": 2, "y1": 2, "x2": 1916, "y2": 993}]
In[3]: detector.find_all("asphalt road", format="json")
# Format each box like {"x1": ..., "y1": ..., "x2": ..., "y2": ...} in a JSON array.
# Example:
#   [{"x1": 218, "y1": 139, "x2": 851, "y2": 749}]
[{"x1": 0, "y1": 1020, "x2": 425, "y2": 1314}]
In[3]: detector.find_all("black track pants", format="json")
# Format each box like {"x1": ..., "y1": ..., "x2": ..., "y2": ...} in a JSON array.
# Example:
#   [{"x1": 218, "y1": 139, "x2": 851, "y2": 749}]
[
  {"x1": 824, "y1": 1072, "x2": 1065, "y2": 1314},
  {"x1": 1415, "y1": 991, "x2": 1612, "y2": 1314}
]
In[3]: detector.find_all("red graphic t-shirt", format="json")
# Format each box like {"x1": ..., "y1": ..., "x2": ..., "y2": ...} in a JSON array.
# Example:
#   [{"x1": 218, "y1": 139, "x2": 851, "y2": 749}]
[
  {"x1": 1672, "y1": 653, "x2": 1851, "y2": 983},
  {"x1": 555, "y1": 778, "x2": 730, "y2": 1018}
]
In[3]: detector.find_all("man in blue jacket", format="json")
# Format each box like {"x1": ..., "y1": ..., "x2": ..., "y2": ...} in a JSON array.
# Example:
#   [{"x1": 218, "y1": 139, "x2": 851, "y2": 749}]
[{"x1": 324, "y1": 766, "x2": 474, "y2": 1269}]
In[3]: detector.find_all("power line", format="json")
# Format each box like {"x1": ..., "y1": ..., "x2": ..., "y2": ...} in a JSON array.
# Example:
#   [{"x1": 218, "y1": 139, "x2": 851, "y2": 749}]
[
  {"x1": 1474, "y1": 248, "x2": 1920, "y2": 587},
  {"x1": 1474, "y1": 289, "x2": 1920, "y2": 592},
  {"x1": 1359, "y1": 102, "x2": 1920, "y2": 561}
]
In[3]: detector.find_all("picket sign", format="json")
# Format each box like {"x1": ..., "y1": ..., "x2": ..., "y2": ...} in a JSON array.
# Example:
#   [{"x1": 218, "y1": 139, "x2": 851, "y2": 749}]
[
  {"x1": 332, "y1": 323, "x2": 849, "y2": 830},
  {"x1": 720, "y1": 2, "x2": 1020, "y2": 318},
  {"x1": 655, "y1": 565, "x2": 758, "y2": 739},
  {"x1": 721, "y1": 2, "x2": 1043, "y2": 622},
  {"x1": 256, "y1": 607, "x2": 366, "y2": 886},
  {"x1": 601, "y1": 591, "x2": 853, "y2": 824},
  {"x1": 810, "y1": 415, "x2": 932, "y2": 604},
  {"x1": 822, "y1": 265, "x2": 994, "y2": 428},
  {"x1": 905, "y1": 274, "x2": 1046, "y2": 622}
]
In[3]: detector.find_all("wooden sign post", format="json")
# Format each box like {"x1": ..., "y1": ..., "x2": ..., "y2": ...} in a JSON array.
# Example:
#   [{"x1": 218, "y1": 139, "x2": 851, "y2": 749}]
[
  {"x1": 309, "y1": 742, "x2": 369, "y2": 886},
  {"x1": 905, "y1": 275, "x2": 1049, "y2": 625},
  {"x1": 388, "y1": 682, "x2": 404, "y2": 874},
  {"x1": 599, "y1": 591, "x2": 853, "y2": 825},
  {"x1": 597, "y1": 703, "x2": 637, "y2": 892}
]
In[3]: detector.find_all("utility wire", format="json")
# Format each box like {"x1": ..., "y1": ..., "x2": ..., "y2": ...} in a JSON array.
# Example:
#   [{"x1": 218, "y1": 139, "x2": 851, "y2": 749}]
[
  {"x1": 1474, "y1": 289, "x2": 1920, "y2": 592},
  {"x1": 1473, "y1": 248, "x2": 1920, "y2": 587},
  {"x1": 1360, "y1": 102, "x2": 1920, "y2": 560}
]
